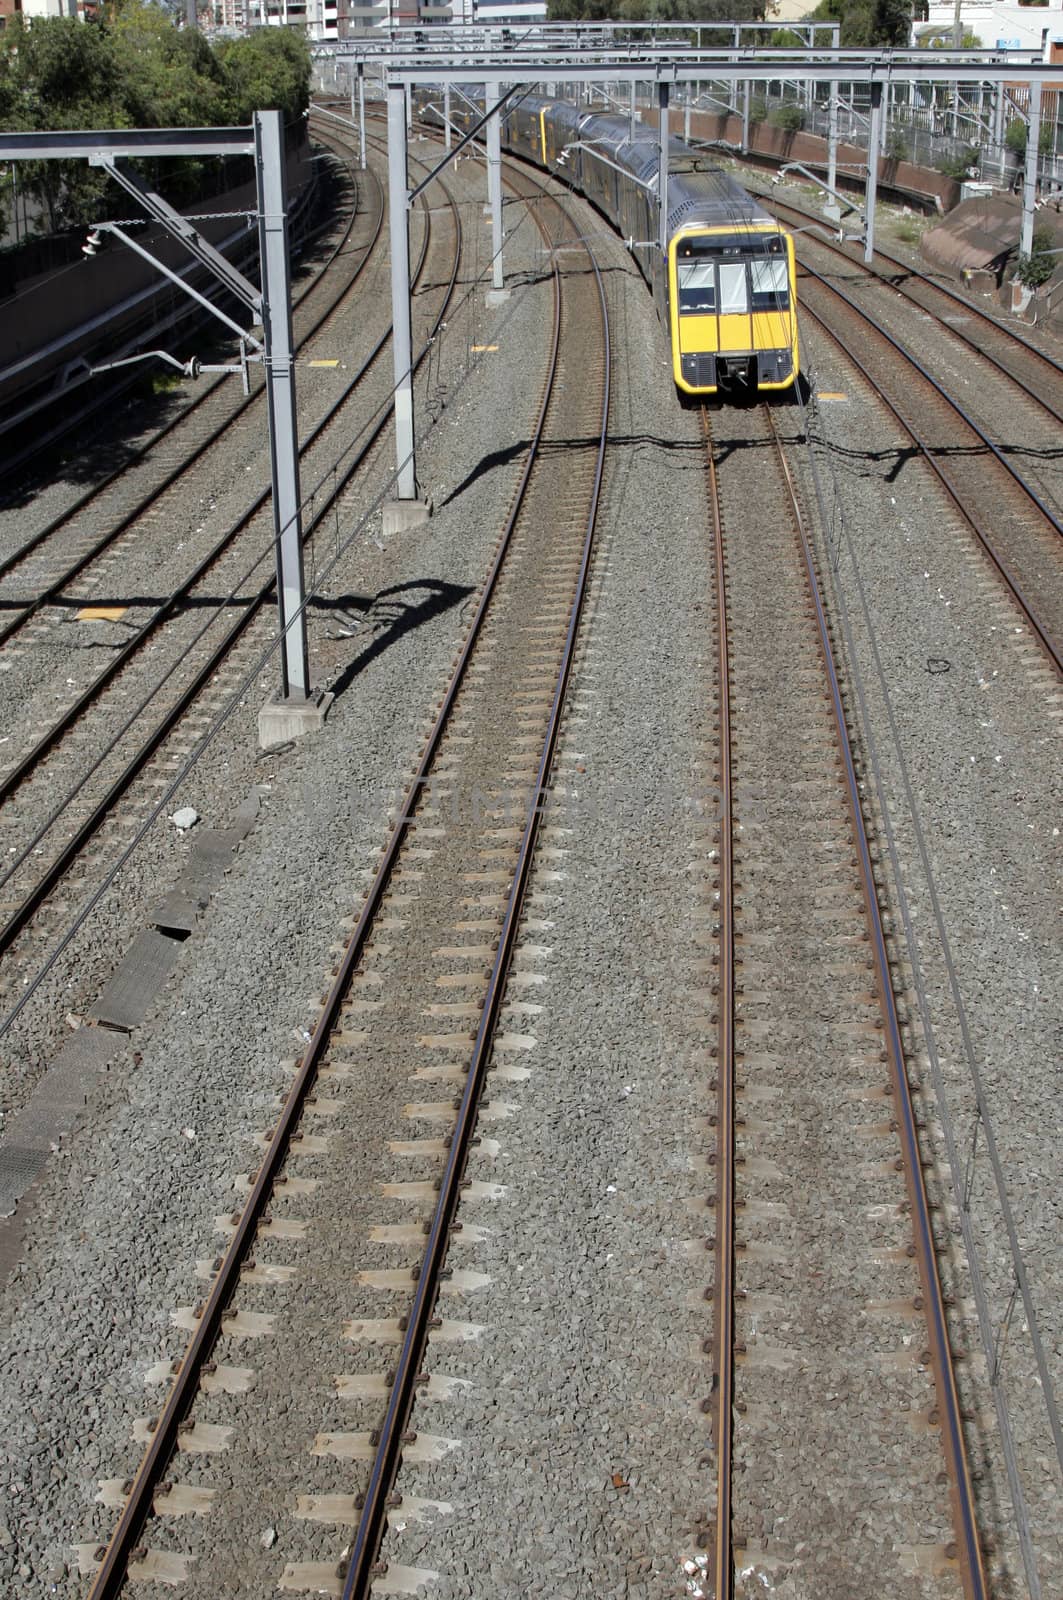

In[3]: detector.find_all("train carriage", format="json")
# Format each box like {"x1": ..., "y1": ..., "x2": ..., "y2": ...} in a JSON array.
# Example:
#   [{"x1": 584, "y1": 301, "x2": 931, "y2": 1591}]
[{"x1": 414, "y1": 87, "x2": 799, "y2": 399}]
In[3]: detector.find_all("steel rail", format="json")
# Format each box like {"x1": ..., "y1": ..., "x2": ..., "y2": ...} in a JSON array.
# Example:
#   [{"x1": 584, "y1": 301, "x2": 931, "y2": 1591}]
[
  {"x1": 341, "y1": 194, "x2": 610, "y2": 1600},
  {"x1": 798, "y1": 262, "x2": 1063, "y2": 543},
  {"x1": 851, "y1": 240, "x2": 1063, "y2": 376},
  {"x1": 760, "y1": 189, "x2": 1063, "y2": 391},
  {"x1": 83, "y1": 165, "x2": 554, "y2": 1600},
  {"x1": 765, "y1": 199, "x2": 1063, "y2": 429},
  {"x1": 764, "y1": 404, "x2": 989, "y2": 1600},
  {"x1": 0, "y1": 180, "x2": 458, "y2": 963},
  {"x1": 701, "y1": 409, "x2": 736, "y2": 1600},
  {"x1": 797, "y1": 295, "x2": 1063, "y2": 677},
  {"x1": 0, "y1": 140, "x2": 379, "y2": 624}
]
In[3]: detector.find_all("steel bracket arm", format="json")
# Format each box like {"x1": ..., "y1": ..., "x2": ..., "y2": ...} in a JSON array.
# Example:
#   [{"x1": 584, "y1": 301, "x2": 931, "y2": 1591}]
[
  {"x1": 94, "y1": 222, "x2": 264, "y2": 351},
  {"x1": 92, "y1": 155, "x2": 263, "y2": 319}
]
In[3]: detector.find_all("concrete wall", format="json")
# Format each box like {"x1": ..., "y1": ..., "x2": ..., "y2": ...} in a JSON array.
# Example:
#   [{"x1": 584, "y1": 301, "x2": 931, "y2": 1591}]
[{"x1": 648, "y1": 105, "x2": 963, "y2": 214}]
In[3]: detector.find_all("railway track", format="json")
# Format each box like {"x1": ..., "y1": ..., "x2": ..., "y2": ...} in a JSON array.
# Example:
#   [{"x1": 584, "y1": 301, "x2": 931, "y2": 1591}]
[
  {"x1": 701, "y1": 399, "x2": 988, "y2": 1599},
  {"x1": 793, "y1": 265, "x2": 1063, "y2": 676},
  {"x1": 763, "y1": 189, "x2": 1063, "y2": 426},
  {"x1": 0, "y1": 150, "x2": 459, "y2": 1049},
  {"x1": 78, "y1": 163, "x2": 608, "y2": 1600}
]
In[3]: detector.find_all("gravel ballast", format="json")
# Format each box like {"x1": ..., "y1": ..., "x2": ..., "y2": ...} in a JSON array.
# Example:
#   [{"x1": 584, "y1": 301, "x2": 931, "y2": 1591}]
[{"x1": 0, "y1": 141, "x2": 1060, "y2": 1600}]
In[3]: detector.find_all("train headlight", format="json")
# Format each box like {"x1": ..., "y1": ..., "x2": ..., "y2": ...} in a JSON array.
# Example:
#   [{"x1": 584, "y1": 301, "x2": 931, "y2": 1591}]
[{"x1": 758, "y1": 349, "x2": 793, "y2": 382}]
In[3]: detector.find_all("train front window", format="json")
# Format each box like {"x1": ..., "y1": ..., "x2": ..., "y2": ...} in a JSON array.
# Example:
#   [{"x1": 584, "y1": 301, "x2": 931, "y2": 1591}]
[
  {"x1": 678, "y1": 261, "x2": 716, "y2": 313},
  {"x1": 751, "y1": 257, "x2": 789, "y2": 311},
  {"x1": 718, "y1": 262, "x2": 749, "y2": 316}
]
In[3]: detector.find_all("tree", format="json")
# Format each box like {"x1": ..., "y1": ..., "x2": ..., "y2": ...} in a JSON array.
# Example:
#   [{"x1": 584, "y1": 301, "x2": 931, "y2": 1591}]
[
  {"x1": 804, "y1": 0, "x2": 911, "y2": 47},
  {"x1": 0, "y1": 11, "x2": 310, "y2": 237},
  {"x1": 214, "y1": 29, "x2": 311, "y2": 125},
  {"x1": 111, "y1": 1, "x2": 229, "y2": 130},
  {"x1": 547, "y1": 0, "x2": 767, "y2": 23},
  {"x1": 0, "y1": 16, "x2": 133, "y2": 230}
]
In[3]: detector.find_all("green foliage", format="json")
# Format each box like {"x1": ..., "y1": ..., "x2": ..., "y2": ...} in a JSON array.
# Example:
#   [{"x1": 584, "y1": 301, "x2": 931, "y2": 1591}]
[
  {"x1": 926, "y1": 28, "x2": 980, "y2": 46},
  {"x1": 112, "y1": 3, "x2": 229, "y2": 129},
  {"x1": 548, "y1": 0, "x2": 767, "y2": 20},
  {"x1": 935, "y1": 144, "x2": 978, "y2": 180},
  {"x1": 0, "y1": 17, "x2": 131, "y2": 230},
  {"x1": 805, "y1": 0, "x2": 911, "y2": 46},
  {"x1": 214, "y1": 28, "x2": 311, "y2": 125},
  {"x1": 747, "y1": 95, "x2": 768, "y2": 125},
  {"x1": 0, "y1": 10, "x2": 310, "y2": 236},
  {"x1": 1005, "y1": 116, "x2": 1053, "y2": 156},
  {"x1": 1014, "y1": 227, "x2": 1058, "y2": 289},
  {"x1": 885, "y1": 130, "x2": 910, "y2": 161},
  {"x1": 894, "y1": 217, "x2": 923, "y2": 244},
  {"x1": 768, "y1": 103, "x2": 805, "y2": 132}
]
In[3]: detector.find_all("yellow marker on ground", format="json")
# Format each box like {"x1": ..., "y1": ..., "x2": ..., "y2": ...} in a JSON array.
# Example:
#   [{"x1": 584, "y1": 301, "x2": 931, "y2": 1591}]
[
  {"x1": 76, "y1": 606, "x2": 127, "y2": 622},
  {"x1": 309, "y1": 359, "x2": 341, "y2": 368},
  {"x1": 817, "y1": 392, "x2": 849, "y2": 402},
  {"x1": 470, "y1": 345, "x2": 499, "y2": 353}
]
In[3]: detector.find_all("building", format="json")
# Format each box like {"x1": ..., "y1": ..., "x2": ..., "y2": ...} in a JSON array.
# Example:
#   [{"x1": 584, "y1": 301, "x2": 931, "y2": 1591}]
[
  {"x1": 916, "y1": 0, "x2": 1063, "y2": 54},
  {"x1": 17, "y1": 0, "x2": 77, "y2": 14}
]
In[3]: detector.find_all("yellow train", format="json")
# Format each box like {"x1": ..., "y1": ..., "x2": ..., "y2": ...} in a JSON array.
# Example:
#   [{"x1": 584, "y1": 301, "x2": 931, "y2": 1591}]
[{"x1": 424, "y1": 90, "x2": 800, "y2": 399}]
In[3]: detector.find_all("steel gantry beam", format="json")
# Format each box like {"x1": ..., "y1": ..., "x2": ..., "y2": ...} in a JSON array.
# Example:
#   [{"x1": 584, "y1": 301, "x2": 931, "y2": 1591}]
[
  {"x1": 374, "y1": 48, "x2": 1059, "y2": 311},
  {"x1": 0, "y1": 116, "x2": 321, "y2": 730},
  {"x1": 379, "y1": 55, "x2": 1056, "y2": 89}
]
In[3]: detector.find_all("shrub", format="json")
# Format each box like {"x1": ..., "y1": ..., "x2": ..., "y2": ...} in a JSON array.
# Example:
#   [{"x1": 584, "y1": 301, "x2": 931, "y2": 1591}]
[
  {"x1": 936, "y1": 145, "x2": 979, "y2": 180},
  {"x1": 1006, "y1": 117, "x2": 1053, "y2": 156},
  {"x1": 768, "y1": 103, "x2": 806, "y2": 133},
  {"x1": 1014, "y1": 227, "x2": 1058, "y2": 289}
]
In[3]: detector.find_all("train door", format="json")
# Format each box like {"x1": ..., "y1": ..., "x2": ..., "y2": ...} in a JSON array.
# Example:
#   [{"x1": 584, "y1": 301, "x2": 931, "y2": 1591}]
[
  {"x1": 715, "y1": 261, "x2": 753, "y2": 370},
  {"x1": 747, "y1": 242, "x2": 795, "y2": 385}
]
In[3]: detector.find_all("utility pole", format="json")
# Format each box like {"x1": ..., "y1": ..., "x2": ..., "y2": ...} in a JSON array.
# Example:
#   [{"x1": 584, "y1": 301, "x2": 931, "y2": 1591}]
[
  {"x1": 387, "y1": 82, "x2": 416, "y2": 502},
  {"x1": 381, "y1": 79, "x2": 429, "y2": 533}
]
